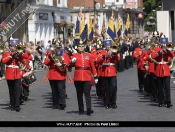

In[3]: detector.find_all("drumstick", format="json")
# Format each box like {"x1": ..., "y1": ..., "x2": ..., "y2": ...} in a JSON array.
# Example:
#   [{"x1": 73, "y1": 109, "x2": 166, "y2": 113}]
[
  {"x1": 66, "y1": 68, "x2": 73, "y2": 84},
  {"x1": 43, "y1": 66, "x2": 49, "y2": 83}
]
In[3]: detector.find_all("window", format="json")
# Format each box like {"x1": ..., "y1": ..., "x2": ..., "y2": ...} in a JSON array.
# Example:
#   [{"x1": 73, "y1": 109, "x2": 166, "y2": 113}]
[
  {"x1": 58, "y1": 0, "x2": 60, "y2": 4},
  {"x1": 116, "y1": 0, "x2": 119, "y2": 2}
]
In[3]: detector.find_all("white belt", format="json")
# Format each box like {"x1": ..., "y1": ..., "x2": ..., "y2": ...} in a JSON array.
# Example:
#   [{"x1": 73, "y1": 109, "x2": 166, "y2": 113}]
[
  {"x1": 156, "y1": 62, "x2": 169, "y2": 64},
  {"x1": 6, "y1": 65, "x2": 19, "y2": 68},
  {"x1": 102, "y1": 63, "x2": 115, "y2": 66}
]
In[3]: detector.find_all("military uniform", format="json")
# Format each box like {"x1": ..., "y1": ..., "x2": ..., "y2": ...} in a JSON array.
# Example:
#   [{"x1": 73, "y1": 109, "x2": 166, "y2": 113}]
[
  {"x1": 152, "y1": 47, "x2": 174, "y2": 107},
  {"x1": 21, "y1": 50, "x2": 33, "y2": 101},
  {"x1": 97, "y1": 40, "x2": 120, "y2": 109},
  {"x1": 71, "y1": 44, "x2": 97, "y2": 115},
  {"x1": 1, "y1": 39, "x2": 24, "y2": 111},
  {"x1": 133, "y1": 46, "x2": 146, "y2": 92},
  {"x1": 44, "y1": 49, "x2": 70, "y2": 110}
]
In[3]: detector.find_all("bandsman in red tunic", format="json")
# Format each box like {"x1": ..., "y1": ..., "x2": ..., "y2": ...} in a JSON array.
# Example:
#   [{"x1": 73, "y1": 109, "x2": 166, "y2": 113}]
[
  {"x1": 142, "y1": 41, "x2": 157, "y2": 100},
  {"x1": 71, "y1": 40, "x2": 97, "y2": 116},
  {"x1": 20, "y1": 46, "x2": 33, "y2": 102},
  {"x1": 97, "y1": 39, "x2": 120, "y2": 109},
  {"x1": 151, "y1": 38, "x2": 174, "y2": 108},
  {"x1": 133, "y1": 41, "x2": 146, "y2": 92},
  {"x1": 44, "y1": 44, "x2": 70, "y2": 110},
  {"x1": 1, "y1": 39, "x2": 24, "y2": 112}
]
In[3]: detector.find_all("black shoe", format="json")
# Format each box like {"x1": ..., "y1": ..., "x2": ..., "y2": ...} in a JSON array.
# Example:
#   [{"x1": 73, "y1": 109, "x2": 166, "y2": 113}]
[
  {"x1": 52, "y1": 105, "x2": 58, "y2": 109},
  {"x1": 23, "y1": 96, "x2": 28, "y2": 101},
  {"x1": 167, "y1": 103, "x2": 173, "y2": 108},
  {"x1": 60, "y1": 104, "x2": 66, "y2": 110},
  {"x1": 10, "y1": 106, "x2": 15, "y2": 111},
  {"x1": 112, "y1": 105, "x2": 117, "y2": 109},
  {"x1": 158, "y1": 104, "x2": 162, "y2": 107},
  {"x1": 105, "y1": 105, "x2": 110, "y2": 109},
  {"x1": 79, "y1": 111, "x2": 84, "y2": 115},
  {"x1": 20, "y1": 100, "x2": 24, "y2": 105},
  {"x1": 87, "y1": 109, "x2": 94, "y2": 116},
  {"x1": 16, "y1": 107, "x2": 20, "y2": 112}
]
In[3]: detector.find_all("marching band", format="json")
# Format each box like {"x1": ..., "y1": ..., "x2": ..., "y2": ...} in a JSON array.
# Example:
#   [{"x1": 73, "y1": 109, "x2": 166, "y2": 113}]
[{"x1": 0, "y1": 30, "x2": 175, "y2": 115}]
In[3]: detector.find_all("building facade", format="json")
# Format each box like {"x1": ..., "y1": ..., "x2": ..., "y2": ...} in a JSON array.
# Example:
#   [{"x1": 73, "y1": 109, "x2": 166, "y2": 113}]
[
  {"x1": 156, "y1": 0, "x2": 175, "y2": 43},
  {"x1": 28, "y1": 0, "x2": 71, "y2": 47},
  {"x1": 69, "y1": 0, "x2": 144, "y2": 39}
]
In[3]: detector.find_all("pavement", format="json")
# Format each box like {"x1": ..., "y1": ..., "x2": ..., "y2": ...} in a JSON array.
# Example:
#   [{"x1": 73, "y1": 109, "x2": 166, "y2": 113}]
[{"x1": 0, "y1": 66, "x2": 175, "y2": 131}]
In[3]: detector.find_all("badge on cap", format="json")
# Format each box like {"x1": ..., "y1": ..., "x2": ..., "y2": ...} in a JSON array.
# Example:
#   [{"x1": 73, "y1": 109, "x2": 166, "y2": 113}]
[
  {"x1": 104, "y1": 39, "x2": 112, "y2": 47},
  {"x1": 10, "y1": 38, "x2": 19, "y2": 46},
  {"x1": 160, "y1": 38, "x2": 168, "y2": 44},
  {"x1": 55, "y1": 49, "x2": 64, "y2": 56}
]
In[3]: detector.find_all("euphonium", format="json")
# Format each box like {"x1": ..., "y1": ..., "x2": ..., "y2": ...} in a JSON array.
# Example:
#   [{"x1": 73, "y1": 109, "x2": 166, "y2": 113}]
[
  {"x1": 111, "y1": 43, "x2": 119, "y2": 53},
  {"x1": 16, "y1": 43, "x2": 24, "y2": 54},
  {"x1": 166, "y1": 42, "x2": 174, "y2": 51}
]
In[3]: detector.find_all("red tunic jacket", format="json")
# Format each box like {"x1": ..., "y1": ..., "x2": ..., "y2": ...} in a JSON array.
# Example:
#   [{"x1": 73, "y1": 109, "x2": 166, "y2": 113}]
[
  {"x1": 21, "y1": 50, "x2": 33, "y2": 76},
  {"x1": 151, "y1": 47, "x2": 174, "y2": 77},
  {"x1": 44, "y1": 52, "x2": 70, "y2": 80},
  {"x1": 142, "y1": 49, "x2": 155, "y2": 74},
  {"x1": 133, "y1": 48, "x2": 146, "y2": 71},
  {"x1": 97, "y1": 50, "x2": 120, "y2": 77},
  {"x1": 71, "y1": 52, "x2": 97, "y2": 81},
  {"x1": 2, "y1": 52, "x2": 24, "y2": 80}
]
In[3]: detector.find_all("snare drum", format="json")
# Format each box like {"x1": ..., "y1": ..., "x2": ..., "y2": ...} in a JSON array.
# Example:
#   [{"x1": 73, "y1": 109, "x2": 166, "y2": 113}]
[{"x1": 22, "y1": 71, "x2": 37, "y2": 86}]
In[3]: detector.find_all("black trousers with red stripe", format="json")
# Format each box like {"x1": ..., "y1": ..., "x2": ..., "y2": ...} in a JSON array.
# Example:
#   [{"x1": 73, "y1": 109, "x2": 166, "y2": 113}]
[
  {"x1": 49, "y1": 80, "x2": 66, "y2": 107},
  {"x1": 156, "y1": 76, "x2": 171, "y2": 104},
  {"x1": 6, "y1": 79, "x2": 21, "y2": 108},
  {"x1": 103, "y1": 76, "x2": 117, "y2": 106}
]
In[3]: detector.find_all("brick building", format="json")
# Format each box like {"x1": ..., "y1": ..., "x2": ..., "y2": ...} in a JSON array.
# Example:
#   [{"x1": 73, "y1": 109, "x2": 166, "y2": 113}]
[{"x1": 68, "y1": 0, "x2": 104, "y2": 8}]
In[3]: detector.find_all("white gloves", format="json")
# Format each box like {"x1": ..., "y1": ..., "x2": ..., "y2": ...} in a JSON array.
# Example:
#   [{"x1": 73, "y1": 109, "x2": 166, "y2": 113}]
[
  {"x1": 95, "y1": 79, "x2": 98, "y2": 84},
  {"x1": 71, "y1": 57, "x2": 77, "y2": 63}
]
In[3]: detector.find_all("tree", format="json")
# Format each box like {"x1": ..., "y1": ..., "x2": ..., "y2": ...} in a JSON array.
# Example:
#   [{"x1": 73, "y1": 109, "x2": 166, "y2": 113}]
[{"x1": 143, "y1": 0, "x2": 162, "y2": 31}]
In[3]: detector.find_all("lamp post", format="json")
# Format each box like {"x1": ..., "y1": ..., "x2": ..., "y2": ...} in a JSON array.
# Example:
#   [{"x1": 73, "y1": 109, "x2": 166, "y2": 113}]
[{"x1": 94, "y1": 0, "x2": 97, "y2": 18}]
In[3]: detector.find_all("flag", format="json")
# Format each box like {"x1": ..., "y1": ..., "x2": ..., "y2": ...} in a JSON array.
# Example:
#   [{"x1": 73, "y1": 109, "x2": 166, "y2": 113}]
[
  {"x1": 107, "y1": 10, "x2": 116, "y2": 41},
  {"x1": 116, "y1": 14, "x2": 122, "y2": 38},
  {"x1": 75, "y1": 8, "x2": 82, "y2": 37},
  {"x1": 80, "y1": 13, "x2": 87, "y2": 41},
  {"x1": 124, "y1": 13, "x2": 131, "y2": 37},
  {"x1": 80, "y1": 24, "x2": 87, "y2": 41},
  {"x1": 94, "y1": 17, "x2": 100, "y2": 37},
  {"x1": 88, "y1": 13, "x2": 94, "y2": 41},
  {"x1": 101, "y1": 16, "x2": 106, "y2": 39}
]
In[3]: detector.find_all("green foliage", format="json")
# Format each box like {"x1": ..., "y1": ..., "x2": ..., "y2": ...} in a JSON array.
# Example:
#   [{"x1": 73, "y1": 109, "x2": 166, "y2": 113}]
[{"x1": 143, "y1": 0, "x2": 162, "y2": 31}]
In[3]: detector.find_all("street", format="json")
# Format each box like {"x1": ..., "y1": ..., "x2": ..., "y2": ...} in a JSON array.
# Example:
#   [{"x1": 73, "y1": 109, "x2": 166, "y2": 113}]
[{"x1": 0, "y1": 66, "x2": 175, "y2": 131}]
